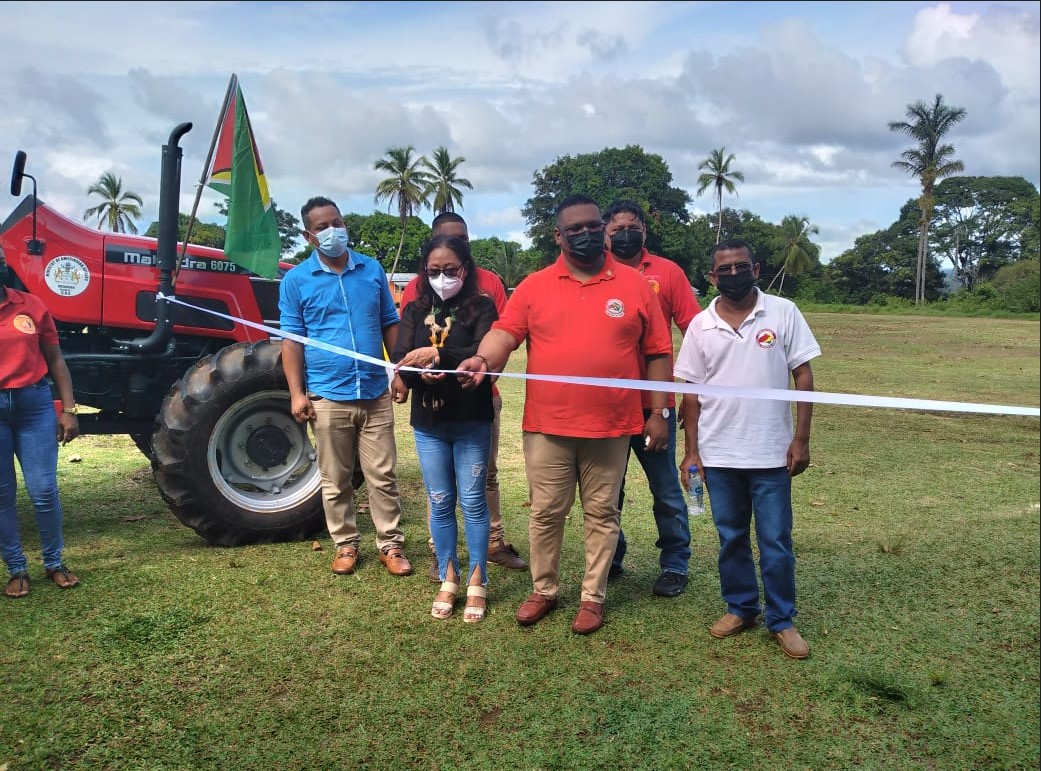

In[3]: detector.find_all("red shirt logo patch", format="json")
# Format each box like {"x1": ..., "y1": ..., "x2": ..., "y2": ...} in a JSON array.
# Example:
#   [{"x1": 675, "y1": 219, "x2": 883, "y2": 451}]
[
  {"x1": 756, "y1": 329, "x2": 776, "y2": 348},
  {"x1": 13, "y1": 314, "x2": 36, "y2": 334},
  {"x1": 605, "y1": 299, "x2": 625, "y2": 318}
]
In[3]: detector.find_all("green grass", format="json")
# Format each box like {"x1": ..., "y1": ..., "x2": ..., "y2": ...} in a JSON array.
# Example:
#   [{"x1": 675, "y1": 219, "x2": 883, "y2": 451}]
[{"x1": 2, "y1": 313, "x2": 1038, "y2": 771}]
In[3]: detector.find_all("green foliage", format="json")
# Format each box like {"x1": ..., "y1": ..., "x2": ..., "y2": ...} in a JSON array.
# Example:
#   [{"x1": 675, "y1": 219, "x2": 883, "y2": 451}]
[
  {"x1": 344, "y1": 211, "x2": 431, "y2": 273},
  {"x1": 695, "y1": 147, "x2": 744, "y2": 244},
  {"x1": 216, "y1": 198, "x2": 301, "y2": 255},
  {"x1": 989, "y1": 258, "x2": 1041, "y2": 313},
  {"x1": 930, "y1": 176, "x2": 1040, "y2": 289},
  {"x1": 82, "y1": 171, "x2": 144, "y2": 234},
  {"x1": 521, "y1": 145, "x2": 691, "y2": 263},
  {"x1": 143, "y1": 213, "x2": 227, "y2": 249},
  {"x1": 374, "y1": 145, "x2": 434, "y2": 278},
  {"x1": 766, "y1": 214, "x2": 821, "y2": 295},
  {"x1": 422, "y1": 146, "x2": 473, "y2": 215},
  {"x1": 470, "y1": 236, "x2": 536, "y2": 288}
]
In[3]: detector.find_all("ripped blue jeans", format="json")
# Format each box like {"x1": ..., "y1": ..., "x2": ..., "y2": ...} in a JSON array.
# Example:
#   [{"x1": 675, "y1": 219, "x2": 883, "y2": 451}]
[{"x1": 413, "y1": 421, "x2": 491, "y2": 586}]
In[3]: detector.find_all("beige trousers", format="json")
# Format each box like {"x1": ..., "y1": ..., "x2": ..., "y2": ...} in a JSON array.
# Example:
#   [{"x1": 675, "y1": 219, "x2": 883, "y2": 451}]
[
  {"x1": 522, "y1": 432, "x2": 629, "y2": 604},
  {"x1": 312, "y1": 392, "x2": 404, "y2": 551}
]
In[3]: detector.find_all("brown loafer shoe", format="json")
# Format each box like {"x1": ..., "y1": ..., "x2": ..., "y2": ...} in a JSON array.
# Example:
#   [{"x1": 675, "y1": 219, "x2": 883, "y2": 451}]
[
  {"x1": 378, "y1": 547, "x2": 413, "y2": 576},
  {"x1": 5, "y1": 572, "x2": 30, "y2": 598},
  {"x1": 45, "y1": 566, "x2": 79, "y2": 589},
  {"x1": 709, "y1": 612, "x2": 757, "y2": 639},
  {"x1": 331, "y1": 545, "x2": 359, "y2": 575},
  {"x1": 487, "y1": 540, "x2": 527, "y2": 570},
  {"x1": 773, "y1": 626, "x2": 810, "y2": 659},
  {"x1": 427, "y1": 553, "x2": 440, "y2": 583},
  {"x1": 516, "y1": 592, "x2": 558, "y2": 626},
  {"x1": 571, "y1": 601, "x2": 605, "y2": 635}
]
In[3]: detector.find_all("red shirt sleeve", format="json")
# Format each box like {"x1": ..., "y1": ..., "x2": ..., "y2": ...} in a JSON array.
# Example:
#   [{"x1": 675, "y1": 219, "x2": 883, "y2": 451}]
[{"x1": 399, "y1": 276, "x2": 421, "y2": 309}]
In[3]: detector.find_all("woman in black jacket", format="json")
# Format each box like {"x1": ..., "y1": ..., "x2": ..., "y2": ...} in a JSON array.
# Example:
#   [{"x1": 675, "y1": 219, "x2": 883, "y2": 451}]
[{"x1": 393, "y1": 235, "x2": 497, "y2": 622}]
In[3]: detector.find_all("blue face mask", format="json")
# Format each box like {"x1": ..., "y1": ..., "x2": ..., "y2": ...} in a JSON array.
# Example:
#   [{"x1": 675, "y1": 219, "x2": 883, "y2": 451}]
[{"x1": 314, "y1": 226, "x2": 349, "y2": 258}]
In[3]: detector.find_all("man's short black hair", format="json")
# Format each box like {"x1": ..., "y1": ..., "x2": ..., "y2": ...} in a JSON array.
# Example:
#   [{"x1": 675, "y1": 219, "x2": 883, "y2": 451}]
[
  {"x1": 431, "y1": 211, "x2": 467, "y2": 234},
  {"x1": 604, "y1": 199, "x2": 646, "y2": 225},
  {"x1": 555, "y1": 194, "x2": 600, "y2": 224},
  {"x1": 300, "y1": 196, "x2": 339, "y2": 231},
  {"x1": 710, "y1": 238, "x2": 755, "y2": 266}
]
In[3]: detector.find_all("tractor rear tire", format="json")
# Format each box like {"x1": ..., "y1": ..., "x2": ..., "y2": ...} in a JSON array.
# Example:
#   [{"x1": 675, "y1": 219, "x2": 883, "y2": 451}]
[{"x1": 151, "y1": 339, "x2": 325, "y2": 546}]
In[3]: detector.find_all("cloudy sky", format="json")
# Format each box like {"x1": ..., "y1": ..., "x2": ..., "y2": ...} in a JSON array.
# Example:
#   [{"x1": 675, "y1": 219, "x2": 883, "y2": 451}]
[{"x1": 1, "y1": 1, "x2": 1038, "y2": 262}]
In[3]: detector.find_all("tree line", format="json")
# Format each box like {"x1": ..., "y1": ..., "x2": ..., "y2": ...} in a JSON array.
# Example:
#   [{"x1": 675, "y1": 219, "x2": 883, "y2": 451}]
[{"x1": 82, "y1": 93, "x2": 1038, "y2": 311}]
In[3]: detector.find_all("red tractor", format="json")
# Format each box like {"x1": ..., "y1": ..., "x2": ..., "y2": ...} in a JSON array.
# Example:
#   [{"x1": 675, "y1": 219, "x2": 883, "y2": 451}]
[{"x1": 0, "y1": 123, "x2": 324, "y2": 545}]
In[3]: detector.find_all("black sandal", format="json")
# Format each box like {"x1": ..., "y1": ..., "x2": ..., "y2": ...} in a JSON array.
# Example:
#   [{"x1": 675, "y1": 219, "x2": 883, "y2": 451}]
[
  {"x1": 45, "y1": 565, "x2": 80, "y2": 589},
  {"x1": 5, "y1": 572, "x2": 29, "y2": 598}
]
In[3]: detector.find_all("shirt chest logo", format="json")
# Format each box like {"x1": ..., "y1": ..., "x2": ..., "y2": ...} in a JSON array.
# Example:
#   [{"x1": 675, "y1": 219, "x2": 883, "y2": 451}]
[
  {"x1": 12, "y1": 314, "x2": 36, "y2": 334},
  {"x1": 756, "y1": 329, "x2": 777, "y2": 348},
  {"x1": 605, "y1": 299, "x2": 625, "y2": 318}
]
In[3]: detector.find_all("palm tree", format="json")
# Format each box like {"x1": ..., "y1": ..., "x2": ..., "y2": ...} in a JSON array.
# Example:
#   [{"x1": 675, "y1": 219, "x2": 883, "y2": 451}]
[
  {"x1": 695, "y1": 147, "x2": 744, "y2": 244},
  {"x1": 83, "y1": 172, "x2": 143, "y2": 233},
  {"x1": 767, "y1": 215, "x2": 820, "y2": 295},
  {"x1": 422, "y1": 146, "x2": 473, "y2": 215},
  {"x1": 374, "y1": 146, "x2": 432, "y2": 279},
  {"x1": 889, "y1": 94, "x2": 967, "y2": 305}
]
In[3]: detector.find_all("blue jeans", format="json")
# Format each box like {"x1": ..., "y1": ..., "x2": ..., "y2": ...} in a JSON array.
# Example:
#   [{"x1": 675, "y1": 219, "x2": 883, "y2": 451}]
[
  {"x1": 413, "y1": 421, "x2": 491, "y2": 586},
  {"x1": 704, "y1": 467, "x2": 796, "y2": 632},
  {"x1": 613, "y1": 410, "x2": 691, "y2": 575},
  {"x1": 0, "y1": 379, "x2": 65, "y2": 577}
]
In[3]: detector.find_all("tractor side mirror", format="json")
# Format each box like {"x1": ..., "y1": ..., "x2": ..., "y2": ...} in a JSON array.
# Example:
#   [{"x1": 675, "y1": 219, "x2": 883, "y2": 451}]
[
  {"x1": 11, "y1": 150, "x2": 27, "y2": 196},
  {"x1": 10, "y1": 151, "x2": 43, "y2": 255}
]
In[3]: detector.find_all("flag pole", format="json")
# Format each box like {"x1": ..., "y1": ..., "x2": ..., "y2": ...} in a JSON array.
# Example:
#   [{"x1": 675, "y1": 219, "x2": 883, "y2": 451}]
[{"x1": 173, "y1": 73, "x2": 238, "y2": 285}]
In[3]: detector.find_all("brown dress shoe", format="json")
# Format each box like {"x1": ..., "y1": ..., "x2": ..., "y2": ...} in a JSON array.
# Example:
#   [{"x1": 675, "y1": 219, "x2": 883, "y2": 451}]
[
  {"x1": 378, "y1": 547, "x2": 413, "y2": 576},
  {"x1": 571, "y1": 601, "x2": 605, "y2": 635},
  {"x1": 45, "y1": 566, "x2": 79, "y2": 589},
  {"x1": 516, "y1": 592, "x2": 558, "y2": 626},
  {"x1": 774, "y1": 626, "x2": 810, "y2": 659},
  {"x1": 709, "y1": 612, "x2": 757, "y2": 639},
  {"x1": 487, "y1": 540, "x2": 527, "y2": 570},
  {"x1": 331, "y1": 546, "x2": 358, "y2": 575}
]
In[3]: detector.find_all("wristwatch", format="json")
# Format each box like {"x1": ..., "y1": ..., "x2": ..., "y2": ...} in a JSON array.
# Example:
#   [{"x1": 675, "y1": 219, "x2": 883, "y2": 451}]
[
  {"x1": 650, "y1": 407, "x2": 670, "y2": 419},
  {"x1": 61, "y1": 404, "x2": 78, "y2": 415}
]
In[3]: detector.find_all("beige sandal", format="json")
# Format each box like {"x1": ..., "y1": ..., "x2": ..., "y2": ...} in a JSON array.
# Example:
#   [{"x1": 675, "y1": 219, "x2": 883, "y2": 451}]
[
  {"x1": 463, "y1": 585, "x2": 487, "y2": 624},
  {"x1": 431, "y1": 581, "x2": 458, "y2": 620}
]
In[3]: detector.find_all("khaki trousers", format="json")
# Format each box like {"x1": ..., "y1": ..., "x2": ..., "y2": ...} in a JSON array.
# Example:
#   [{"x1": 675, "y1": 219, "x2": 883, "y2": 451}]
[
  {"x1": 426, "y1": 392, "x2": 507, "y2": 549},
  {"x1": 312, "y1": 392, "x2": 404, "y2": 551},
  {"x1": 523, "y1": 432, "x2": 629, "y2": 604}
]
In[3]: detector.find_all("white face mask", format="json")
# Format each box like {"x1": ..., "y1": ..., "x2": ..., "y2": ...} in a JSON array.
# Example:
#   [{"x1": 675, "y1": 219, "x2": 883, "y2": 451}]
[
  {"x1": 314, "y1": 226, "x2": 348, "y2": 258},
  {"x1": 429, "y1": 273, "x2": 463, "y2": 301}
]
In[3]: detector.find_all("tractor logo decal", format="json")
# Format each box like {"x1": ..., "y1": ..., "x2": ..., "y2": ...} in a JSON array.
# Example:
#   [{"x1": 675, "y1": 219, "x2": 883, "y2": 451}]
[
  {"x1": 12, "y1": 314, "x2": 36, "y2": 334},
  {"x1": 44, "y1": 256, "x2": 90, "y2": 297}
]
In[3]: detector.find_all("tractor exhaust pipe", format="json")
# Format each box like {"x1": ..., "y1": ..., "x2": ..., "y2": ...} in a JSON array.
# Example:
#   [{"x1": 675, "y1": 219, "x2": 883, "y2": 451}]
[{"x1": 119, "y1": 122, "x2": 193, "y2": 354}]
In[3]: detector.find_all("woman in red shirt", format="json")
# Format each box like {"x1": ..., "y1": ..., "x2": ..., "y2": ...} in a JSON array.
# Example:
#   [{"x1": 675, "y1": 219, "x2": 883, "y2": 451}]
[{"x1": 1, "y1": 253, "x2": 80, "y2": 598}]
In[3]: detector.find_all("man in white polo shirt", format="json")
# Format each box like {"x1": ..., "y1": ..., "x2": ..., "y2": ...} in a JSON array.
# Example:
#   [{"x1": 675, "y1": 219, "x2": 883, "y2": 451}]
[{"x1": 674, "y1": 239, "x2": 821, "y2": 659}]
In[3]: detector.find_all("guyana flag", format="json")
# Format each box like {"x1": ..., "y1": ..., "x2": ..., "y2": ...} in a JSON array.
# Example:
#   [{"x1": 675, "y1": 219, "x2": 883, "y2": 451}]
[{"x1": 206, "y1": 83, "x2": 281, "y2": 278}]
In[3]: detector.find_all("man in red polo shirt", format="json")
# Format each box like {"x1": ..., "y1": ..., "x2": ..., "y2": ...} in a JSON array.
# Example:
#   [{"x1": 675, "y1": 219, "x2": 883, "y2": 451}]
[
  {"x1": 604, "y1": 199, "x2": 701, "y2": 598},
  {"x1": 457, "y1": 195, "x2": 673, "y2": 635},
  {"x1": 397, "y1": 212, "x2": 527, "y2": 578}
]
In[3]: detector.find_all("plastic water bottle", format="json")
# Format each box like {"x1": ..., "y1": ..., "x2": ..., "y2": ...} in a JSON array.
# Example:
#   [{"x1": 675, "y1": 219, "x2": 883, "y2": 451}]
[{"x1": 687, "y1": 465, "x2": 704, "y2": 516}]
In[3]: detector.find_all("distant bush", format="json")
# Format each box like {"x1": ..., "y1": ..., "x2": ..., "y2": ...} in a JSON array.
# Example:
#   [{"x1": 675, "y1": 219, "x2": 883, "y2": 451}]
[{"x1": 990, "y1": 260, "x2": 1040, "y2": 313}]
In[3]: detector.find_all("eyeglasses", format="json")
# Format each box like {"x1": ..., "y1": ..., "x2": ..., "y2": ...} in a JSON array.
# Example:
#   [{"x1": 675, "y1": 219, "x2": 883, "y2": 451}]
[
  {"x1": 560, "y1": 220, "x2": 605, "y2": 236},
  {"x1": 426, "y1": 266, "x2": 462, "y2": 278},
  {"x1": 713, "y1": 262, "x2": 754, "y2": 276}
]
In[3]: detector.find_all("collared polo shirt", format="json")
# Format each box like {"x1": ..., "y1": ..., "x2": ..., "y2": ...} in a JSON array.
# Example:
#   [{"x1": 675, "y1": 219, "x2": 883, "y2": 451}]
[
  {"x1": 0, "y1": 288, "x2": 57, "y2": 389},
  {"x1": 278, "y1": 250, "x2": 399, "y2": 401},
  {"x1": 612, "y1": 249, "x2": 702, "y2": 410},
  {"x1": 674, "y1": 289, "x2": 821, "y2": 468},
  {"x1": 493, "y1": 254, "x2": 672, "y2": 438}
]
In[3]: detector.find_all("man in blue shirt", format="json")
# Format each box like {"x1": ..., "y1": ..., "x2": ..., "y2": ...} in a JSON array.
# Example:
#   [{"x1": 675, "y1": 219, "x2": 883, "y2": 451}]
[{"x1": 279, "y1": 196, "x2": 412, "y2": 577}]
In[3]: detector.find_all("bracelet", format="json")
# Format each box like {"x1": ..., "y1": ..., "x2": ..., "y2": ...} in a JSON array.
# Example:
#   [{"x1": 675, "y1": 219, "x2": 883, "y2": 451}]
[
  {"x1": 61, "y1": 405, "x2": 78, "y2": 415},
  {"x1": 474, "y1": 353, "x2": 490, "y2": 368}
]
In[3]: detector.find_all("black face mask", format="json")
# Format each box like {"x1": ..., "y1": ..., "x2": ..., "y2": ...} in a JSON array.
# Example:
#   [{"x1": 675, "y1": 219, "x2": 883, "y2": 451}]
[
  {"x1": 565, "y1": 231, "x2": 605, "y2": 265},
  {"x1": 609, "y1": 230, "x2": 643, "y2": 260},
  {"x1": 715, "y1": 271, "x2": 756, "y2": 301}
]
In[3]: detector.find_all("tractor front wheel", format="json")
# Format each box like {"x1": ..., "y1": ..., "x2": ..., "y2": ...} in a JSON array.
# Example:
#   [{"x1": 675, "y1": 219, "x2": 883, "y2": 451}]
[{"x1": 151, "y1": 340, "x2": 325, "y2": 546}]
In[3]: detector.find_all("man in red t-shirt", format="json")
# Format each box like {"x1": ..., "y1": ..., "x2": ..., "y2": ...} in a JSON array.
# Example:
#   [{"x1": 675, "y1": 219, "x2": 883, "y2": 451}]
[
  {"x1": 398, "y1": 212, "x2": 527, "y2": 579},
  {"x1": 456, "y1": 195, "x2": 673, "y2": 635},
  {"x1": 604, "y1": 199, "x2": 701, "y2": 599}
]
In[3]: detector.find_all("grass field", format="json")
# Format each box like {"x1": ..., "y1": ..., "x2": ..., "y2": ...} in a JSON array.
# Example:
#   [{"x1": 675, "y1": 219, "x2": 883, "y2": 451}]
[{"x1": 2, "y1": 313, "x2": 1038, "y2": 771}]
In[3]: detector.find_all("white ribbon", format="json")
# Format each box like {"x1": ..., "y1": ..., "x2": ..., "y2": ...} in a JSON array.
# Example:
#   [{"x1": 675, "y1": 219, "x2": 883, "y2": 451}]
[{"x1": 157, "y1": 293, "x2": 1040, "y2": 418}]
